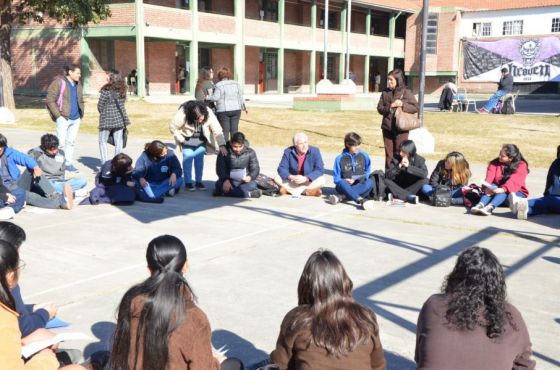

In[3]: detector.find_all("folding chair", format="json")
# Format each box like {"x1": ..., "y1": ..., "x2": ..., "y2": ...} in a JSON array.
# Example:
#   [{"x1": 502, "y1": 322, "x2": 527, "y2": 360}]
[{"x1": 453, "y1": 87, "x2": 477, "y2": 112}]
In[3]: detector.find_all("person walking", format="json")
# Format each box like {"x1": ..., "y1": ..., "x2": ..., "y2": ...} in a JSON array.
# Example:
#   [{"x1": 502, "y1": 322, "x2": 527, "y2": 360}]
[
  {"x1": 98, "y1": 70, "x2": 130, "y2": 166},
  {"x1": 45, "y1": 63, "x2": 84, "y2": 173}
]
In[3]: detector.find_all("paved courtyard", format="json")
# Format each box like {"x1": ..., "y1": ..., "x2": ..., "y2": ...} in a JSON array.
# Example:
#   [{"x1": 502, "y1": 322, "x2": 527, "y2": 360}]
[{"x1": 2, "y1": 126, "x2": 558, "y2": 369}]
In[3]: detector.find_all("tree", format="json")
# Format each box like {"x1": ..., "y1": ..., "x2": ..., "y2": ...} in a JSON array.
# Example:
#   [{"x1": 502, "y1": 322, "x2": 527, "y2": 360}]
[{"x1": 0, "y1": 0, "x2": 111, "y2": 110}]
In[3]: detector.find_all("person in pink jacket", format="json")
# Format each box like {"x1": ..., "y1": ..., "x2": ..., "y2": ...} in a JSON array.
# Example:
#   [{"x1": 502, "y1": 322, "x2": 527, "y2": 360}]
[{"x1": 471, "y1": 144, "x2": 529, "y2": 216}]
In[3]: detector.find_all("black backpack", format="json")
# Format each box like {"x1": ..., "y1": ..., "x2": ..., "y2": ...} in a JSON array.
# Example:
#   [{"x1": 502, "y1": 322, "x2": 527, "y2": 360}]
[
  {"x1": 369, "y1": 170, "x2": 387, "y2": 200},
  {"x1": 501, "y1": 97, "x2": 515, "y2": 115},
  {"x1": 256, "y1": 173, "x2": 280, "y2": 196},
  {"x1": 432, "y1": 185, "x2": 452, "y2": 207}
]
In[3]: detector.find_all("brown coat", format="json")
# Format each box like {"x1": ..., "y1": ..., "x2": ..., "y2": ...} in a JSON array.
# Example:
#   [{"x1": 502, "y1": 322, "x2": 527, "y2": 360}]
[
  {"x1": 415, "y1": 294, "x2": 536, "y2": 370},
  {"x1": 45, "y1": 76, "x2": 85, "y2": 121},
  {"x1": 270, "y1": 306, "x2": 386, "y2": 370},
  {"x1": 128, "y1": 296, "x2": 220, "y2": 370},
  {"x1": 376, "y1": 88, "x2": 418, "y2": 132}
]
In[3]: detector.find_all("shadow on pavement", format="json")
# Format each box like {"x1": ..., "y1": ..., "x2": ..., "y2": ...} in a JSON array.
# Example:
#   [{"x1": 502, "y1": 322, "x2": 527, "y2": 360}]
[
  {"x1": 83, "y1": 321, "x2": 116, "y2": 359},
  {"x1": 212, "y1": 329, "x2": 269, "y2": 369}
]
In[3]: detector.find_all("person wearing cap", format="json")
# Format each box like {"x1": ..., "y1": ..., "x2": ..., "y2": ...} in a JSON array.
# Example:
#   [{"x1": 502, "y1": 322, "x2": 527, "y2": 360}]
[{"x1": 478, "y1": 67, "x2": 513, "y2": 113}]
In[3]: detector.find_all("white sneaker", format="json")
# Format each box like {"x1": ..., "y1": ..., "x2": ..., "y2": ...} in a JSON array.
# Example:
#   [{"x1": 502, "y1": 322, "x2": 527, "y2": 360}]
[
  {"x1": 508, "y1": 192, "x2": 520, "y2": 213},
  {"x1": 361, "y1": 199, "x2": 374, "y2": 210},
  {"x1": 388, "y1": 193, "x2": 393, "y2": 202},
  {"x1": 0, "y1": 207, "x2": 15, "y2": 220},
  {"x1": 328, "y1": 194, "x2": 340, "y2": 205},
  {"x1": 471, "y1": 203, "x2": 484, "y2": 215},
  {"x1": 516, "y1": 198, "x2": 529, "y2": 220},
  {"x1": 74, "y1": 188, "x2": 89, "y2": 197},
  {"x1": 479, "y1": 205, "x2": 494, "y2": 216}
]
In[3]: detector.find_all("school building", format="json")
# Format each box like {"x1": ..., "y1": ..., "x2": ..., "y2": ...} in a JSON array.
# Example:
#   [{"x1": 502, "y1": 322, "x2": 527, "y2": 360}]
[{"x1": 11, "y1": 0, "x2": 418, "y2": 97}]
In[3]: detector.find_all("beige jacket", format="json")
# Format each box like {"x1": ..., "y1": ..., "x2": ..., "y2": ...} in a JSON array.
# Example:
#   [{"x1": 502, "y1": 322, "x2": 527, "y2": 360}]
[
  {"x1": 169, "y1": 106, "x2": 226, "y2": 153},
  {"x1": 0, "y1": 302, "x2": 59, "y2": 370}
]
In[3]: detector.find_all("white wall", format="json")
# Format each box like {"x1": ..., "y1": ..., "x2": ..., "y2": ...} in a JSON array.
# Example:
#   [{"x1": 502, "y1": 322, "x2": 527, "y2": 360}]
[{"x1": 460, "y1": 6, "x2": 560, "y2": 38}]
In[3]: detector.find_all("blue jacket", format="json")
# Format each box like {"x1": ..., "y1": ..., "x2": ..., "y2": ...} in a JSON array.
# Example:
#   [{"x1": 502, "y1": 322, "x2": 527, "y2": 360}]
[
  {"x1": 1, "y1": 147, "x2": 38, "y2": 181},
  {"x1": 277, "y1": 146, "x2": 324, "y2": 182},
  {"x1": 333, "y1": 149, "x2": 372, "y2": 185},
  {"x1": 132, "y1": 150, "x2": 182, "y2": 183},
  {"x1": 12, "y1": 285, "x2": 49, "y2": 337}
]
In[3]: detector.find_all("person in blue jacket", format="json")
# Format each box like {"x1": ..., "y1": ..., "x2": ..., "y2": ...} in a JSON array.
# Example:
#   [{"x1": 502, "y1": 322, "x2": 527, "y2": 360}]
[
  {"x1": 133, "y1": 140, "x2": 184, "y2": 200},
  {"x1": 274, "y1": 132, "x2": 325, "y2": 197},
  {"x1": 329, "y1": 132, "x2": 375, "y2": 210}
]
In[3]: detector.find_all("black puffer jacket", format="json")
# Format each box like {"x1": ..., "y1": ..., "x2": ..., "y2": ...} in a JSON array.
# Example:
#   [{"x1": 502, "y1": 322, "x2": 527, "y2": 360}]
[{"x1": 216, "y1": 143, "x2": 260, "y2": 182}]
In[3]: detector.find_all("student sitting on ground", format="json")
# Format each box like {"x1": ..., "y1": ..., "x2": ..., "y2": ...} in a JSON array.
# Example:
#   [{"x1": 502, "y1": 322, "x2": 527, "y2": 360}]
[
  {"x1": 271, "y1": 249, "x2": 385, "y2": 370},
  {"x1": 0, "y1": 133, "x2": 73, "y2": 211},
  {"x1": 471, "y1": 144, "x2": 529, "y2": 216},
  {"x1": 510, "y1": 144, "x2": 560, "y2": 220},
  {"x1": 421, "y1": 151, "x2": 471, "y2": 205},
  {"x1": 214, "y1": 132, "x2": 261, "y2": 198},
  {"x1": 28, "y1": 134, "x2": 88, "y2": 196},
  {"x1": 110, "y1": 235, "x2": 244, "y2": 370},
  {"x1": 0, "y1": 240, "x2": 89, "y2": 370},
  {"x1": 275, "y1": 133, "x2": 325, "y2": 197},
  {"x1": 415, "y1": 246, "x2": 535, "y2": 370},
  {"x1": 0, "y1": 182, "x2": 23, "y2": 220},
  {"x1": 384, "y1": 140, "x2": 428, "y2": 204},
  {"x1": 0, "y1": 222, "x2": 57, "y2": 337},
  {"x1": 329, "y1": 132, "x2": 375, "y2": 210},
  {"x1": 133, "y1": 140, "x2": 184, "y2": 201}
]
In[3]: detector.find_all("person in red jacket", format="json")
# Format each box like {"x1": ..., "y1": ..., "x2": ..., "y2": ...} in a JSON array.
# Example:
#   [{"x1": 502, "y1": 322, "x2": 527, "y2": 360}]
[{"x1": 471, "y1": 144, "x2": 529, "y2": 216}]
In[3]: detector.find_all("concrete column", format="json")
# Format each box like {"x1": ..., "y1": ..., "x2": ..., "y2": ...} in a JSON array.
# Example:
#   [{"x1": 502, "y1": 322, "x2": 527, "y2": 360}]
[
  {"x1": 278, "y1": 0, "x2": 285, "y2": 93},
  {"x1": 79, "y1": 31, "x2": 92, "y2": 94},
  {"x1": 135, "y1": 0, "x2": 146, "y2": 97},
  {"x1": 339, "y1": 3, "x2": 346, "y2": 82},
  {"x1": 388, "y1": 12, "x2": 396, "y2": 73},
  {"x1": 310, "y1": 0, "x2": 317, "y2": 92},
  {"x1": 234, "y1": 0, "x2": 245, "y2": 91},
  {"x1": 364, "y1": 9, "x2": 371, "y2": 93},
  {"x1": 189, "y1": 0, "x2": 199, "y2": 94}
]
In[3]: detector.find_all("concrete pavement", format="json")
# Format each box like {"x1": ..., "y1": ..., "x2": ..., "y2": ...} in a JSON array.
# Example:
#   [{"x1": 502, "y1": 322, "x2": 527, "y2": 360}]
[{"x1": 1, "y1": 127, "x2": 558, "y2": 369}]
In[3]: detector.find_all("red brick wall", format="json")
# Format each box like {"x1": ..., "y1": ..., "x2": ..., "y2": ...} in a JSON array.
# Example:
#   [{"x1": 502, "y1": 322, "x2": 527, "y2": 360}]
[
  {"x1": 352, "y1": 10, "x2": 367, "y2": 34},
  {"x1": 285, "y1": 2, "x2": 311, "y2": 26},
  {"x1": 211, "y1": 48, "x2": 234, "y2": 75},
  {"x1": 350, "y1": 55, "x2": 365, "y2": 86},
  {"x1": 145, "y1": 0, "x2": 176, "y2": 7},
  {"x1": 284, "y1": 51, "x2": 310, "y2": 88},
  {"x1": 210, "y1": 0, "x2": 234, "y2": 14},
  {"x1": 245, "y1": 0, "x2": 260, "y2": 19},
  {"x1": 95, "y1": 4, "x2": 136, "y2": 27},
  {"x1": 145, "y1": 6, "x2": 190, "y2": 29},
  {"x1": 245, "y1": 46, "x2": 260, "y2": 94},
  {"x1": 146, "y1": 41, "x2": 176, "y2": 94}
]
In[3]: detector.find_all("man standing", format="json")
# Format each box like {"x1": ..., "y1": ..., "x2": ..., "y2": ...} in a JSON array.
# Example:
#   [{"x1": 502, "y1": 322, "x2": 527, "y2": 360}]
[
  {"x1": 478, "y1": 67, "x2": 513, "y2": 113},
  {"x1": 46, "y1": 63, "x2": 84, "y2": 173},
  {"x1": 275, "y1": 133, "x2": 325, "y2": 197}
]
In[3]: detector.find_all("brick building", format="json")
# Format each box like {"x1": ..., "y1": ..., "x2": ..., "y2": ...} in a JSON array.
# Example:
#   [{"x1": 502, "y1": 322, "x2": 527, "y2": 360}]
[
  {"x1": 11, "y1": 0, "x2": 417, "y2": 96},
  {"x1": 404, "y1": 0, "x2": 560, "y2": 94}
]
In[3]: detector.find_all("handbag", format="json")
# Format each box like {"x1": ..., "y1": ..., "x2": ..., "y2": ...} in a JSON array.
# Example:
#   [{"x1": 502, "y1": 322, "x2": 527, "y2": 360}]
[
  {"x1": 432, "y1": 185, "x2": 452, "y2": 207},
  {"x1": 394, "y1": 91, "x2": 420, "y2": 132}
]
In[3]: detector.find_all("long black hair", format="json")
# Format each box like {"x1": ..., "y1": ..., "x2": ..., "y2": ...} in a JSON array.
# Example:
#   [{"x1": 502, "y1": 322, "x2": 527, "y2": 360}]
[
  {"x1": 493, "y1": 144, "x2": 529, "y2": 183},
  {"x1": 0, "y1": 240, "x2": 19, "y2": 311},
  {"x1": 286, "y1": 249, "x2": 380, "y2": 358},
  {"x1": 182, "y1": 100, "x2": 209, "y2": 125},
  {"x1": 442, "y1": 246, "x2": 515, "y2": 339},
  {"x1": 110, "y1": 235, "x2": 195, "y2": 370},
  {"x1": 0, "y1": 222, "x2": 26, "y2": 248}
]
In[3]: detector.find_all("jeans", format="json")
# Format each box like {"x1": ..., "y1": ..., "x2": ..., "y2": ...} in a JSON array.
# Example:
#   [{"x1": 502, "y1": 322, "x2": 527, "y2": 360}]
[
  {"x1": 421, "y1": 184, "x2": 463, "y2": 198},
  {"x1": 479, "y1": 191, "x2": 525, "y2": 208},
  {"x1": 141, "y1": 177, "x2": 184, "y2": 199},
  {"x1": 482, "y1": 90, "x2": 507, "y2": 112},
  {"x1": 214, "y1": 180, "x2": 257, "y2": 198},
  {"x1": 182, "y1": 144, "x2": 206, "y2": 185},
  {"x1": 335, "y1": 178, "x2": 374, "y2": 202},
  {"x1": 528, "y1": 195, "x2": 560, "y2": 216},
  {"x1": 50, "y1": 176, "x2": 87, "y2": 193},
  {"x1": 15, "y1": 171, "x2": 65, "y2": 209},
  {"x1": 0, "y1": 187, "x2": 26, "y2": 213},
  {"x1": 217, "y1": 110, "x2": 241, "y2": 142},
  {"x1": 99, "y1": 129, "x2": 124, "y2": 164},
  {"x1": 56, "y1": 116, "x2": 81, "y2": 165}
]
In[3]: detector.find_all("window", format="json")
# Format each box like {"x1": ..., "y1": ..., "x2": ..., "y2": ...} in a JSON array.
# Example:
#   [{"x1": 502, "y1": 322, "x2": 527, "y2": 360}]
[
  {"x1": 319, "y1": 10, "x2": 338, "y2": 30},
  {"x1": 89, "y1": 40, "x2": 114, "y2": 70},
  {"x1": 426, "y1": 13, "x2": 438, "y2": 55},
  {"x1": 503, "y1": 20, "x2": 523, "y2": 35},
  {"x1": 472, "y1": 22, "x2": 491, "y2": 36},
  {"x1": 552, "y1": 18, "x2": 560, "y2": 33},
  {"x1": 264, "y1": 51, "x2": 277, "y2": 79}
]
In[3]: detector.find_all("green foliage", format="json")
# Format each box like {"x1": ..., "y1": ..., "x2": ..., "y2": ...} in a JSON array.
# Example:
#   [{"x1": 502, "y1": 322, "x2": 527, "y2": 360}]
[{"x1": 13, "y1": 0, "x2": 111, "y2": 27}]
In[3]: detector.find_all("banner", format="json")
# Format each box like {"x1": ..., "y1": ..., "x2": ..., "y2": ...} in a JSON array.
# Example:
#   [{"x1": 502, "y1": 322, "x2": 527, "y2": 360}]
[{"x1": 463, "y1": 37, "x2": 560, "y2": 83}]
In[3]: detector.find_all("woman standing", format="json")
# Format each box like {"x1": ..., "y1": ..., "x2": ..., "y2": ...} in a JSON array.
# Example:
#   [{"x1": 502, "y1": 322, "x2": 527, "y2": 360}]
[
  {"x1": 98, "y1": 70, "x2": 130, "y2": 165},
  {"x1": 210, "y1": 67, "x2": 247, "y2": 142},
  {"x1": 109, "y1": 235, "x2": 243, "y2": 370},
  {"x1": 195, "y1": 66, "x2": 215, "y2": 107},
  {"x1": 415, "y1": 246, "x2": 535, "y2": 369},
  {"x1": 271, "y1": 249, "x2": 385, "y2": 370},
  {"x1": 376, "y1": 68, "x2": 418, "y2": 169},
  {"x1": 170, "y1": 100, "x2": 227, "y2": 191}
]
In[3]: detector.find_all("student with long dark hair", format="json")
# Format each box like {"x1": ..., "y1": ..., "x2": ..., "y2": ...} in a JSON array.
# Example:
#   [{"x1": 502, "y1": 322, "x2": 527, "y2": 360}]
[
  {"x1": 133, "y1": 141, "x2": 184, "y2": 200},
  {"x1": 110, "y1": 235, "x2": 243, "y2": 370},
  {"x1": 98, "y1": 70, "x2": 130, "y2": 164},
  {"x1": 271, "y1": 249, "x2": 385, "y2": 370},
  {"x1": 415, "y1": 246, "x2": 535, "y2": 369},
  {"x1": 195, "y1": 66, "x2": 215, "y2": 107},
  {"x1": 421, "y1": 151, "x2": 471, "y2": 205},
  {"x1": 384, "y1": 140, "x2": 428, "y2": 204},
  {"x1": 376, "y1": 68, "x2": 419, "y2": 169},
  {"x1": 471, "y1": 144, "x2": 529, "y2": 216}
]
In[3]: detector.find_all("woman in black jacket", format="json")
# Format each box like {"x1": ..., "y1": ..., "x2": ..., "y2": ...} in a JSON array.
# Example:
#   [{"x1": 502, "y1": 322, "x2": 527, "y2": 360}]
[
  {"x1": 214, "y1": 132, "x2": 261, "y2": 198},
  {"x1": 377, "y1": 69, "x2": 419, "y2": 169},
  {"x1": 384, "y1": 140, "x2": 428, "y2": 204}
]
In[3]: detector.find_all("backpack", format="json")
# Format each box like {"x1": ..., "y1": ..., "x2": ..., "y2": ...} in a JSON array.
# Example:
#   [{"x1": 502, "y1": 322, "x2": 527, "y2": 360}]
[
  {"x1": 256, "y1": 173, "x2": 280, "y2": 196},
  {"x1": 432, "y1": 185, "x2": 452, "y2": 207},
  {"x1": 47, "y1": 78, "x2": 66, "y2": 121},
  {"x1": 369, "y1": 170, "x2": 387, "y2": 200},
  {"x1": 501, "y1": 97, "x2": 515, "y2": 115}
]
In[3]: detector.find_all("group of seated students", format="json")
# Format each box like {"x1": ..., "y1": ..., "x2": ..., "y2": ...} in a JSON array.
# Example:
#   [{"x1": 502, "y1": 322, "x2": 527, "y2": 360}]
[{"x1": 0, "y1": 222, "x2": 536, "y2": 369}]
